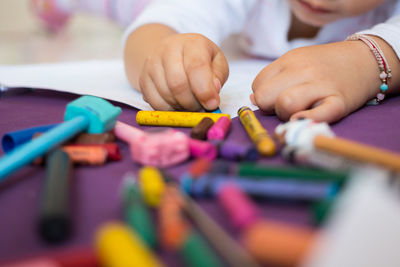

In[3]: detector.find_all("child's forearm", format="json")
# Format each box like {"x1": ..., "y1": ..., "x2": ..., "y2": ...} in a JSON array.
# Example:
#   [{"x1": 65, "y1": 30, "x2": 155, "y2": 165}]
[{"x1": 124, "y1": 24, "x2": 178, "y2": 90}]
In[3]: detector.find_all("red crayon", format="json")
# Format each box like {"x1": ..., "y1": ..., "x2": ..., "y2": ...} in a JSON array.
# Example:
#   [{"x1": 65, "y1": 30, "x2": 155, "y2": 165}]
[{"x1": 0, "y1": 247, "x2": 98, "y2": 267}]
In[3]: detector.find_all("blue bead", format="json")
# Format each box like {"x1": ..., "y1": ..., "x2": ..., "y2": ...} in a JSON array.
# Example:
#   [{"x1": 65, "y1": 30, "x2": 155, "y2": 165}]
[{"x1": 380, "y1": 84, "x2": 388, "y2": 91}]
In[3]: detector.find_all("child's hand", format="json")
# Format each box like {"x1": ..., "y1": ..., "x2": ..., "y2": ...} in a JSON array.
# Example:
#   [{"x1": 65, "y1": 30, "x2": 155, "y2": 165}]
[
  {"x1": 251, "y1": 41, "x2": 386, "y2": 123},
  {"x1": 138, "y1": 33, "x2": 229, "y2": 111}
]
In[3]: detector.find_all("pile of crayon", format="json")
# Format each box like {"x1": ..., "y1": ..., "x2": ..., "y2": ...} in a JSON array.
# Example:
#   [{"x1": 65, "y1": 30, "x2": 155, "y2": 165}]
[{"x1": 2, "y1": 95, "x2": 399, "y2": 266}]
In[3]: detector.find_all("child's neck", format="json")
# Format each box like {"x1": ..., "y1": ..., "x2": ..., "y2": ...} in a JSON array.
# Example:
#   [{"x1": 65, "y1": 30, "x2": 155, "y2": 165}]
[{"x1": 288, "y1": 14, "x2": 320, "y2": 41}]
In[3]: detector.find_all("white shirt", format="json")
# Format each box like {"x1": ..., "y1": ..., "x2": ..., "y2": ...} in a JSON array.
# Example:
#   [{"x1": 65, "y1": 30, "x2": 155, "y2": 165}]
[{"x1": 124, "y1": 0, "x2": 400, "y2": 60}]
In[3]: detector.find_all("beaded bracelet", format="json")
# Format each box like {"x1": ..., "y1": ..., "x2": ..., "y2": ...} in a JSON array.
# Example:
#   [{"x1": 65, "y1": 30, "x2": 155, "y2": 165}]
[{"x1": 346, "y1": 34, "x2": 392, "y2": 105}]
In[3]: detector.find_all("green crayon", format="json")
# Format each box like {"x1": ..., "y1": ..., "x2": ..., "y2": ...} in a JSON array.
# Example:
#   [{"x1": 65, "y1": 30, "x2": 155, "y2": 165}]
[
  {"x1": 122, "y1": 173, "x2": 157, "y2": 248},
  {"x1": 179, "y1": 231, "x2": 223, "y2": 267},
  {"x1": 238, "y1": 163, "x2": 348, "y2": 182}
]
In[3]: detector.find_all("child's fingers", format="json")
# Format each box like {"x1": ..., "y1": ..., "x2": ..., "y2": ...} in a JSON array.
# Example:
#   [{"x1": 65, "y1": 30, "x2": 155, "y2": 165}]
[
  {"x1": 183, "y1": 43, "x2": 220, "y2": 111},
  {"x1": 211, "y1": 51, "x2": 229, "y2": 92},
  {"x1": 290, "y1": 96, "x2": 347, "y2": 123},
  {"x1": 252, "y1": 72, "x2": 304, "y2": 114},
  {"x1": 274, "y1": 83, "x2": 331, "y2": 120},
  {"x1": 252, "y1": 60, "x2": 284, "y2": 91},
  {"x1": 147, "y1": 58, "x2": 183, "y2": 110},
  {"x1": 139, "y1": 74, "x2": 175, "y2": 111},
  {"x1": 162, "y1": 46, "x2": 202, "y2": 111}
]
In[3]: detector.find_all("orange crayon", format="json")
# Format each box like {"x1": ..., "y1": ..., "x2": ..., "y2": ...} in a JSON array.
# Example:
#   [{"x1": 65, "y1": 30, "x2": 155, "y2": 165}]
[
  {"x1": 62, "y1": 146, "x2": 107, "y2": 165},
  {"x1": 242, "y1": 220, "x2": 315, "y2": 266}
]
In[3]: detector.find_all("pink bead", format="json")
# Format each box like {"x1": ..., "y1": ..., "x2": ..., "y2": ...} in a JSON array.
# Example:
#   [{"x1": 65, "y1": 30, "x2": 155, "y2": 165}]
[
  {"x1": 217, "y1": 183, "x2": 260, "y2": 230},
  {"x1": 188, "y1": 138, "x2": 218, "y2": 160},
  {"x1": 207, "y1": 116, "x2": 232, "y2": 141},
  {"x1": 380, "y1": 72, "x2": 388, "y2": 79},
  {"x1": 377, "y1": 93, "x2": 385, "y2": 101}
]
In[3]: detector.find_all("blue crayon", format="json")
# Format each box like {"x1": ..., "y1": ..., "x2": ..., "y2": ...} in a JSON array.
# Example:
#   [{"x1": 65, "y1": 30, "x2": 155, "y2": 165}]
[
  {"x1": 2, "y1": 124, "x2": 58, "y2": 153},
  {"x1": 211, "y1": 108, "x2": 222, "y2": 114},
  {"x1": 181, "y1": 174, "x2": 339, "y2": 202}
]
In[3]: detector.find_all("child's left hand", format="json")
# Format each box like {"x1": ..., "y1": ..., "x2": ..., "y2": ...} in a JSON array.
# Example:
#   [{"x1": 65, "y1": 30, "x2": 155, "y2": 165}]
[{"x1": 251, "y1": 41, "x2": 387, "y2": 123}]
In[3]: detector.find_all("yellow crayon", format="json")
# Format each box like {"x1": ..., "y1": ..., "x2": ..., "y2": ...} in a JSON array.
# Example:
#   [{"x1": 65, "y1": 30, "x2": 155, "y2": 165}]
[
  {"x1": 95, "y1": 222, "x2": 164, "y2": 267},
  {"x1": 139, "y1": 166, "x2": 166, "y2": 207},
  {"x1": 238, "y1": 106, "x2": 275, "y2": 157},
  {"x1": 136, "y1": 111, "x2": 231, "y2": 127}
]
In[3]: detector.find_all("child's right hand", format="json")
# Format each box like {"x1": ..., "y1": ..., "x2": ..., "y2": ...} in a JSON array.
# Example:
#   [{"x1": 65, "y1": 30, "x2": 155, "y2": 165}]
[{"x1": 138, "y1": 33, "x2": 229, "y2": 111}]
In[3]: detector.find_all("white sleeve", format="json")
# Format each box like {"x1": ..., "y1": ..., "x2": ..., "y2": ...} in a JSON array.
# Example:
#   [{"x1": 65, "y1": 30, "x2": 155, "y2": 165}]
[
  {"x1": 357, "y1": 14, "x2": 400, "y2": 60},
  {"x1": 122, "y1": 0, "x2": 256, "y2": 46}
]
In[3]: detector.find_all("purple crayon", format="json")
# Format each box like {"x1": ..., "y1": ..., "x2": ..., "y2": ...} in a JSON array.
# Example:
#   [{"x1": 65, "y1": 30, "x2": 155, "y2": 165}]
[
  {"x1": 207, "y1": 117, "x2": 231, "y2": 141},
  {"x1": 181, "y1": 174, "x2": 339, "y2": 202},
  {"x1": 219, "y1": 141, "x2": 258, "y2": 161},
  {"x1": 218, "y1": 183, "x2": 260, "y2": 230}
]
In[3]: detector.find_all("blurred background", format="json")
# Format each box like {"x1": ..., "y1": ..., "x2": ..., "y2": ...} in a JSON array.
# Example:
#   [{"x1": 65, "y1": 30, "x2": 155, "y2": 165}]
[
  {"x1": 0, "y1": 0, "x2": 123, "y2": 65},
  {"x1": 0, "y1": 0, "x2": 243, "y2": 66}
]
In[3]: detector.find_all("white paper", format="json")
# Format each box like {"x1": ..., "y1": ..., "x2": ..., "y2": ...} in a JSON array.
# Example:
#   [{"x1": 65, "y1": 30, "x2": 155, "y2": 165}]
[{"x1": 0, "y1": 59, "x2": 269, "y2": 118}]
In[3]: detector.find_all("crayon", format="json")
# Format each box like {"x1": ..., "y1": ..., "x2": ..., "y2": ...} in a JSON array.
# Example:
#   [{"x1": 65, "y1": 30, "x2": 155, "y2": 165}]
[
  {"x1": 1, "y1": 123, "x2": 58, "y2": 153},
  {"x1": 67, "y1": 143, "x2": 122, "y2": 161},
  {"x1": 238, "y1": 162, "x2": 348, "y2": 182},
  {"x1": 190, "y1": 117, "x2": 215, "y2": 140},
  {"x1": 122, "y1": 173, "x2": 157, "y2": 248},
  {"x1": 179, "y1": 231, "x2": 223, "y2": 267},
  {"x1": 218, "y1": 183, "x2": 260, "y2": 230},
  {"x1": 211, "y1": 108, "x2": 222, "y2": 113},
  {"x1": 62, "y1": 145, "x2": 107, "y2": 165},
  {"x1": 0, "y1": 247, "x2": 97, "y2": 267},
  {"x1": 138, "y1": 167, "x2": 166, "y2": 207},
  {"x1": 188, "y1": 158, "x2": 213, "y2": 178},
  {"x1": 115, "y1": 121, "x2": 190, "y2": 167},
  {"x1": 182, "y1": 174, "x2": 339, "y2": 201},
  {"x1": 95, "y1": 222, "x2": 164, "y2": 267},
  {"x1": 73, "y1": 132, "x2": 115, "y2": 144},
  {"x1": 281, "y1": 146, "x2": 355, "y2": 170},
  {"x1": 237, "y1": 106, "x2": 275, "y2": 156},
  {"x1": 159, "y1": 186, "x2": 190, "y2": 250},
  {"x1": 242, "y1": 220, "x2": 315, "y2": 266},
  {"x1": 276, "y1": 119, "x2": 400, "y2": 172},
  {"x1": 207, "y1": 116, "x2": 231, "y2": 141},
  {"x1": 218, "y1": 140, "x2": 258, "y2": 161},
  {"x1": 189, "y1": 138, "x2": 218, "y2": 160},
  {"x1": 136, "y1": 110, "x2": 230, "y2": 127},
  {"x1": 37, "y1": 149, "x2": 72, "y2": 243},
  {"x1": 182, "y1": 192, "x2": 261, "y2": 267},
  {"x1": 0, "y1": 96, "x2": 121, "y2": 180}
]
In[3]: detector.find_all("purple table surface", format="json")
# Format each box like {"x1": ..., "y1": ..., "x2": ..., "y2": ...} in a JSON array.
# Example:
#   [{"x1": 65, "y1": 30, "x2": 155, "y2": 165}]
[{"x1": 0, "y1": 90, "x2": 399, "y2": 266}]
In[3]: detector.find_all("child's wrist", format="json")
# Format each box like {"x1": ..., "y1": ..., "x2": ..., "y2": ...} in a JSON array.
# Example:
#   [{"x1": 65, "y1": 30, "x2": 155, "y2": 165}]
[{"x1": 346, "y1": 34, "x2": 395, "y2": 105}]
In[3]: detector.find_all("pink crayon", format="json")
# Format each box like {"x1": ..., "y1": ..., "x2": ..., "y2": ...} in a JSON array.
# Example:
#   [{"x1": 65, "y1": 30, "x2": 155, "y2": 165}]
[
  {"x1": 189, "y1": 138, "x2": 218, "y2": 160},
  {"x1": 217, "y1": 183, "x2": 260, "y2": 230},
  {"x1": 114, "y1": 121, "x2": 145, "y2": 142},
  {"x1": 115, "y1": 121, "x2": 189, "y2": 167},
  {"x1": 207, "y1": 116, "x2": 231, "y2": 141}
]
